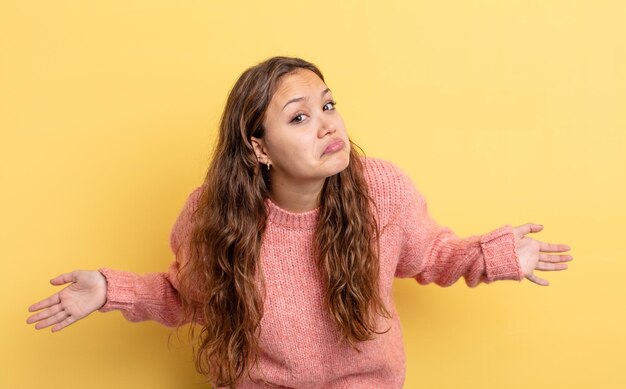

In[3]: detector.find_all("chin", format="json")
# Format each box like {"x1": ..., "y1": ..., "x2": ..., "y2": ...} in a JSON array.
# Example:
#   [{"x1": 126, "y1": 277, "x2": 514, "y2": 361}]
[{"x1": 324, "y1": 152, "x2": 350, "y2": 176}]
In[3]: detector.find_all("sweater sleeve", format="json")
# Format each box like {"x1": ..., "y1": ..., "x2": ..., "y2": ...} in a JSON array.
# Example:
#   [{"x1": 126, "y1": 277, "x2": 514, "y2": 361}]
[
  {"x1": 97, "y1": 186, "x2": 203, "y2": 326},
  {"x1": 392, "y1": 169, "x2": 524, "y2": 287}
]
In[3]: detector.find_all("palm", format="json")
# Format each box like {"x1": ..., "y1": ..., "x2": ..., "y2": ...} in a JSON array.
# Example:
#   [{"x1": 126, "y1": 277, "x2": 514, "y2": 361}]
[
  {"x1": 59, "y1": 275, "x2": 106, "y2": 318},
  {"x1": 512, "y1": 223, "x2": 573, "y2": 286},
  {"x1": 27, "y1": 270, "x2": 107, "y2": 332}
]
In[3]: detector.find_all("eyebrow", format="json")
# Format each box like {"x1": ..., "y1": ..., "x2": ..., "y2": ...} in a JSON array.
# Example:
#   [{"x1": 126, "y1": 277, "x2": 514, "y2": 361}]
[{"x1": 282, "y1": 88, "x2": 331, "y2": 111}]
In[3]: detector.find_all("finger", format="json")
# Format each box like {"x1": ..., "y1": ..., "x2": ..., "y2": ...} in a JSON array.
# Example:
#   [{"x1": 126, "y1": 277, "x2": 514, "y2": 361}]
[
  {"x1": 513, "y1": 223, "x2": 544, "y2": 238},
  {"x1": 50, "y1": 272, "x2": 77, "y2": 286},
  {"x1": 539, "y1": 241, "x2": 571, "y2": 253},
  {"x1": 527, "y1": 273, "x2": 550, "y2": 286},
  {"x1": 51, "y1": 315, "x2": 77, "y2": 332},
  {"x1": 539, "y1": 253, "x2": 573, "y2": 263},
  {"x1": 26, "y1": 304, "x2": 63, "y2": 324},
  {"x1": 28, "y1": 293, "x2": 61, "y2": 312},
  {"x1": 536, "y1": 261, "x2": 568, "y2": 271},
  {"x1": 35, "y1": 309, "x2": 70, "y2": 330}
]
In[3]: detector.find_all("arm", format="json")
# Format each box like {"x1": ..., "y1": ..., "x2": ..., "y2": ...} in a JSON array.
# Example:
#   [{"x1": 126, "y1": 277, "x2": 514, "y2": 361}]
[
  {"x1": 391, "y1": 167, "x2": 573, "y2": 287},
  {"x1": 392, "y1": 169, "x2": 524, "y2": 287},
  {"x1": 97, "y1": 262, "x2": 186, "y2": 327},
  {"x1": 98, "y1": 186, "x2": 204, "y2": 326},
  {"x1": 27, "y1": 186, "x2": 204, "y2": 332}
]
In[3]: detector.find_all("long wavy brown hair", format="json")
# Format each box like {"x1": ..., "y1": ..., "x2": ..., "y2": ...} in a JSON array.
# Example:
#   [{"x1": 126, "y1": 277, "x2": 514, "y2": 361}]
[{"x1": 176, "y1": 56, "x2": 390, "y2": 388}]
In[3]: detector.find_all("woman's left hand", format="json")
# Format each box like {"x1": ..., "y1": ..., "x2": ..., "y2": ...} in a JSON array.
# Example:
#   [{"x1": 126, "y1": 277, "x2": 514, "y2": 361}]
[{"x1": 512, "y1": 223, "x2": 573, "y2": 286}]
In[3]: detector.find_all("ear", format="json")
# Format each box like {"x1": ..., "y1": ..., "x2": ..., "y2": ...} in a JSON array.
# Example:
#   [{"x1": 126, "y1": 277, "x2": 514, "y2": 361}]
[{"x1": 250, "y1": 136, "x2": 270, "y2": 165}]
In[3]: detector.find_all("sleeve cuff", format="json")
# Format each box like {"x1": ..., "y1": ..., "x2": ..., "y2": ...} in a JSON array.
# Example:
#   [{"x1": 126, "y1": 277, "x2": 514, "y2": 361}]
[
  {"x1": 97, "y1": 268, "x2": 137, "y2": 312},
  {"x1": 479, "y1": 225, "x2": 524, "y2": 282}
]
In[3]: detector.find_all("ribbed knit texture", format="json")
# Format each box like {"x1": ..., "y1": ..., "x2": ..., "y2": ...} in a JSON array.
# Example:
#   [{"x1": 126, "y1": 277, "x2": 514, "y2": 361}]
[{"x1": 98, "y1": 157, "x2": 523, "y2": 388}]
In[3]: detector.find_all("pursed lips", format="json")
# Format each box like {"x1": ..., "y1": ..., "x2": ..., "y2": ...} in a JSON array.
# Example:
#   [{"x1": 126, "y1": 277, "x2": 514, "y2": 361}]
[{"x1": 322, "y1": 139, "x2": 345, "y2": 156}]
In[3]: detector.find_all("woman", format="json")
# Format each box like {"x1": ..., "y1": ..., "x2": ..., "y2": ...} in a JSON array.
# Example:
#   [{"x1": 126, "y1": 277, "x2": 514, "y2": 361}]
[{"x1": 26, "y1": 56, "x2": 572, "y2": 388}]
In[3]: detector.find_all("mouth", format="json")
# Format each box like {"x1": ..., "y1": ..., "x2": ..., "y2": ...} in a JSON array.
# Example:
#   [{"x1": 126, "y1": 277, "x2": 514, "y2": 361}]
[{"x1": 322, "y1": 139, "x2": 345, "y2": 156}]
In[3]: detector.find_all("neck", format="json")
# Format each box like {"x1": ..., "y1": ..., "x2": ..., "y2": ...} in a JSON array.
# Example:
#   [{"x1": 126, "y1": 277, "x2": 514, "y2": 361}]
[{"x1": 269, "y1": 174, "x2": 326, "y2": 213}]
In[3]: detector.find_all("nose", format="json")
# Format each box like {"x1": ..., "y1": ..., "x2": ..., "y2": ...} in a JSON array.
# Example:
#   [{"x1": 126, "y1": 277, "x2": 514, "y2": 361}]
[{"x1": 317, "y1": 114, "x2": 337, "y2": 138}]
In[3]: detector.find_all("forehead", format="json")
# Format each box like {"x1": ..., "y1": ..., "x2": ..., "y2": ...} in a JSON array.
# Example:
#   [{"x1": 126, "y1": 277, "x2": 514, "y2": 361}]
[{"x1": 271, "y1": 69, "x2": 326, "y2": 102}]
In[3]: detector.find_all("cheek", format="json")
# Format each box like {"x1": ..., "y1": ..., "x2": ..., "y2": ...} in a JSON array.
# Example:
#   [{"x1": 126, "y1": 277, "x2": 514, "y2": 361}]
[
  {"x1": 290, "y1": 134, "x2": 318, "y2": 162},
  {"x1": 336, "y1": 116, "x2": 348, "y2": 135},
  {"x1": 284, "y1": 136, "x2": 321, "y2": 169},
  {"x1": 266, "y1": 130, "x2": 310, "y2": 162}
]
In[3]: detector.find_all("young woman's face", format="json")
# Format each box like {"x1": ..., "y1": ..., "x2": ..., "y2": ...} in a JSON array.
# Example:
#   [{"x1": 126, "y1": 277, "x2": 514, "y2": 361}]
[{"x1": 252, "y1": 68, "x2": 350, "y2": 186}]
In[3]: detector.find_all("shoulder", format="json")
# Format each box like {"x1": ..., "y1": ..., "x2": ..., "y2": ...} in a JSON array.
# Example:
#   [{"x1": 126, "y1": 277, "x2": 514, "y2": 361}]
[
  {"x1": 169, "y1": 185, "x2": 205, "y2": 255},
  {"x1": 361, "y1": 156, "x2": 412, "y2": 196},
  {"x1": 359, "y1": 156, "x2": 415, "y2": 222},
  {"x1": 176, "y1": 186, "x2": 205, "y2": 225}
]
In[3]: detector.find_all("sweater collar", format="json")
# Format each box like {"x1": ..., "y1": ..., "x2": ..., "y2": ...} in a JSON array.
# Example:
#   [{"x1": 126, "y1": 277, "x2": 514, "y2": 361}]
[{"x1": 264, "y1": 197, "x2": 319, "y2": 229}]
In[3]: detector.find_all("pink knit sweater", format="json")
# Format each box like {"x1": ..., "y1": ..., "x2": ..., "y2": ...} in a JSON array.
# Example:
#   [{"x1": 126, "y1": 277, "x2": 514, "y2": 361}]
[{"x1": 98, "y1": 157, "x2": 523, "y2": 388}]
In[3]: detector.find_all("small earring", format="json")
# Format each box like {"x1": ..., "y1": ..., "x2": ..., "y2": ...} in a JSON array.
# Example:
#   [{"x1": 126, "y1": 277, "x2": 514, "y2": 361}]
[{"x1": 266, "y1": 162, "x2": 271, "y2": 171}]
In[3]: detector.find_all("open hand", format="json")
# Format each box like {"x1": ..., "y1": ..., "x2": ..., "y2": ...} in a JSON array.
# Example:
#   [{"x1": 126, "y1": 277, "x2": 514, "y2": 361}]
[
  {"x1": 512, "y1": 223, "x2": 573, "y2": 286},
  {"x1": 27, "y1": 270, "x2": 107, "y2": 332}
]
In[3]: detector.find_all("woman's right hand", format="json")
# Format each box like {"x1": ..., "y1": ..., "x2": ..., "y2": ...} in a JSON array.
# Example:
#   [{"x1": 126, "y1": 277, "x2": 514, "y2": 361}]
[{"x1": 26, "y1": 270, "x2": 107, "y2": 332}]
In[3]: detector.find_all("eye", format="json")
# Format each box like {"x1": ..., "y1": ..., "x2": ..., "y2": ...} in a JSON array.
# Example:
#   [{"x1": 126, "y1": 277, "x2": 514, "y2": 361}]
[
  {"x1": 290, "y1": 113, "x2": 307, "y2": 124},
  {"x1": 323, "y1": 100, "x2": 337, "y2": 111}
]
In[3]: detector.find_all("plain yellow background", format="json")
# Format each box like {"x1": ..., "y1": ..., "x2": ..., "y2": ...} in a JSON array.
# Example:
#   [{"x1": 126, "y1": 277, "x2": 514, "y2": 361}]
[{"x1": 2, "y1": 1, "x2": 624, "y2": 388}]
